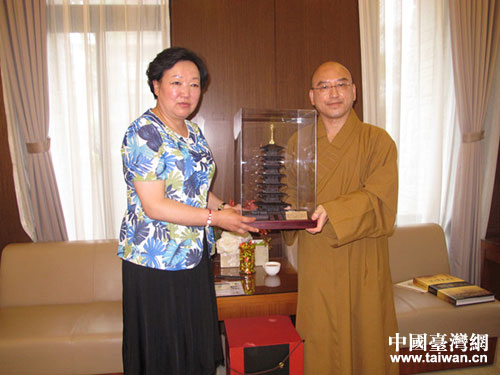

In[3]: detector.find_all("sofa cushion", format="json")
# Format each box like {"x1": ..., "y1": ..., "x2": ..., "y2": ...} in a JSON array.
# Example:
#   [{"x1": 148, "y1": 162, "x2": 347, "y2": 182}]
[
  {"x1": 394, "y1": 285, "x2": 500, "y2": 340},
  {"x1": 0, "y1": 240, "x2": 121, "y2": 307},
  {"x1": 388, "y1": 223, "x2": 451, "y2": 284},
  {"x1": 0, "y1": 301, "x2": 123, "y2": 374}
]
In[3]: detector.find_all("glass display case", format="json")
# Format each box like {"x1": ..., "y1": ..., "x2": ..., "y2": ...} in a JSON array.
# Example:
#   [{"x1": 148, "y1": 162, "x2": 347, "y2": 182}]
[{"x1": 234, "y1": 108, "x2": 317, "y2": 230}]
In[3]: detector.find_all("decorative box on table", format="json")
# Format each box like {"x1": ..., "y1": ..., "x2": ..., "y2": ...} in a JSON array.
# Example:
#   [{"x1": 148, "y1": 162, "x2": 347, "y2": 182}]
[
  {"x1": 216, "y1": 231, "x2": 251, "y2": 268},
  {"x1": 254, "y1": 239, "x2": 269, "y2": 266},
  {"x1": 224, "y1": 315, "x2": 303, "y2": 375},
  {"x1": 216, "y1": 232, "x2": 269, "y2": 267},
  {"x1": 234, "y1": 108, "x2": 317, "y2": 230}
]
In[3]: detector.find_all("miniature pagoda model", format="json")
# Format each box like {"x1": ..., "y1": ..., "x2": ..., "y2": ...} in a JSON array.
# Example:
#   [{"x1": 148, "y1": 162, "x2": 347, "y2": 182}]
[
  {"x1": 234, "y1": 107, "x2": 317, "y2": 230},
  {"x1": 249, "y1": 124, "x2": 288, "y2": 220}
]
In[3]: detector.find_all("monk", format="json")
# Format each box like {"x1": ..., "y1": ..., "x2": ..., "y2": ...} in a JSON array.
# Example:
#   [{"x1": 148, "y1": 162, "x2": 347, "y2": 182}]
[{"x1": 292, "y1": 61, "x2": 399, "y2": 374}]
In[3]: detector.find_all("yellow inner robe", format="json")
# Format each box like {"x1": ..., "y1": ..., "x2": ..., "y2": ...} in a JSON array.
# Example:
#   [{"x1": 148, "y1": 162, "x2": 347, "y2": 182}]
[{"x1": 292, "y1": 110, "x2": 399, "y2": 375}]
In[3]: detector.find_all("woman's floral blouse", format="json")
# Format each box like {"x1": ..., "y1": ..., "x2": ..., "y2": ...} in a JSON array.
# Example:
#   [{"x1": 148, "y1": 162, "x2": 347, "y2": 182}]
[{"x1": 118, "y1": 109, "x2": 216, "y2": 271}]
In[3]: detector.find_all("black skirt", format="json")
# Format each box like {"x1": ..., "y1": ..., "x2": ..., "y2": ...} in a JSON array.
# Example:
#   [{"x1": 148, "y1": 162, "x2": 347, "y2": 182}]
[{"x1": 122, "y1": 242, "x2": 223, "y2": 375}]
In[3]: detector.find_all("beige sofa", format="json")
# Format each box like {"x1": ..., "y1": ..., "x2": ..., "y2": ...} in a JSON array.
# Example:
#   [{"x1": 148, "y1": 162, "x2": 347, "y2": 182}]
[
  {"x1": 0, "y1": 240, "x2": 122, "y2": 375},
  {"x1": 388, "y1": 223, "x2": 500, "y2": 373}
]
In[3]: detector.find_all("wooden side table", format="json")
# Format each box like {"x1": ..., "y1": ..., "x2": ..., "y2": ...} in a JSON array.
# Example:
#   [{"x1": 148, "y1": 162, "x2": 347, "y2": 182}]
[
  {"x1": 213, "y1": 257, "x2": 298, "y2": 320},
  {"x1": 481, "y1": 238, "x2": 500, "y2": 300}
]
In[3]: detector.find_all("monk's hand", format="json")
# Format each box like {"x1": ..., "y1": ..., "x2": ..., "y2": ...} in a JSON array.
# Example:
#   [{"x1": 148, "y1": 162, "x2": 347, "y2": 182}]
[{"x1": 306, "y1": 204, "x2": 328, "y2": 234}]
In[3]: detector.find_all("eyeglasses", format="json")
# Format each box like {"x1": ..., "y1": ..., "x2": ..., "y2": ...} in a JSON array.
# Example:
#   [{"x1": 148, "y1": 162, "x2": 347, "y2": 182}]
[{"x1": 311, "y1": 82, "x2": 352, "y2": 94}]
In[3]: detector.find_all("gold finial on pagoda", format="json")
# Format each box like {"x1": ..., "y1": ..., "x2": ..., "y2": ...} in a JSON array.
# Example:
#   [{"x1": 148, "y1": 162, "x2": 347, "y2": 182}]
[{"x1": 269, "y1": 123, "x2": 275, "y2": 145}]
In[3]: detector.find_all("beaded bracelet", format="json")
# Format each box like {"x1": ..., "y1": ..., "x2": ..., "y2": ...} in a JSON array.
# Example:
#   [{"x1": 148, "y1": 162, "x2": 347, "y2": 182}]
[{"x1": 206, "y1": 209, "x2": 212, "y2": 227}]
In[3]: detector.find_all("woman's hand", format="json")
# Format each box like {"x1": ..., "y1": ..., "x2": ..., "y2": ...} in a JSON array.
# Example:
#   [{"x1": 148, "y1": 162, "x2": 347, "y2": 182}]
[
  {"x1": 213, "y1": 208, "x2": 259, "y2": 234},
  {"x1": 306, "y1": 204, "x2": 328, "y2": 234}
]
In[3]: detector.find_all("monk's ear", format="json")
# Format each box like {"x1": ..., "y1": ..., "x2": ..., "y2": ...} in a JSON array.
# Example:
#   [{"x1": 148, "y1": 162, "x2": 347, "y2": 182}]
[
  {"x1": 309, "y1": 89, "x2": 315, "y2": 106},
  {"x1": 352, "y1": 83, "x2": 357, "y2": 102}
]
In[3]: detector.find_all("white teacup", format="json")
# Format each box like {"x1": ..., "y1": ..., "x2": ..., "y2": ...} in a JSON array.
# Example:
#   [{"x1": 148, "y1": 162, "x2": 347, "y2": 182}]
[{"x1": 263, "y1": 261, "x2": 281, "y2": 276}]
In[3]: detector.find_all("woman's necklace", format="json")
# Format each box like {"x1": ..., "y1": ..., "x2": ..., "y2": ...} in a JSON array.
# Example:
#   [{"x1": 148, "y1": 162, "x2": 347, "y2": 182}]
[{"x1": 152, "y1": 107, "x2": 188, "y2": 138}]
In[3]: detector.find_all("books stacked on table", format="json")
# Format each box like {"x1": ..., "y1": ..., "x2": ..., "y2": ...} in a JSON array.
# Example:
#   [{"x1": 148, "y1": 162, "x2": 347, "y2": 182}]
[{"x1": 413, "y1": 273, "x2": 495, "y2": 306}]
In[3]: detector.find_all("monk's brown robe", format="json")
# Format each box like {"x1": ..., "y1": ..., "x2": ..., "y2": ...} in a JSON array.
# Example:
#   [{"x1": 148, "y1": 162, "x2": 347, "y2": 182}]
[{"x1": 292, "y1": 110, "x2": 399, "y2": 375}]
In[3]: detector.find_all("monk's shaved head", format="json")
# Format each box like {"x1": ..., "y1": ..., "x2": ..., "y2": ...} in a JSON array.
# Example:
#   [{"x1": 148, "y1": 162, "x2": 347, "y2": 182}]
[{"x1": 311, "y1": 62, "x2": 352, "y2": 87}]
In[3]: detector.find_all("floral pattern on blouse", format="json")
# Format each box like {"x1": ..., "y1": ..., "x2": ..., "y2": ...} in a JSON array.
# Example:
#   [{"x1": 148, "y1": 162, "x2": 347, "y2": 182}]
[{"x1": 118, "y1": 109, "x2": 216, "y2": 271}]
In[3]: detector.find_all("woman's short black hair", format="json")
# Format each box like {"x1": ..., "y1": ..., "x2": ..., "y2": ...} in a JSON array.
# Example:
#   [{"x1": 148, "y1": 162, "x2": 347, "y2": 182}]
[{"x1": 146, "y1": 47, "x2": 209, "y2": 99}]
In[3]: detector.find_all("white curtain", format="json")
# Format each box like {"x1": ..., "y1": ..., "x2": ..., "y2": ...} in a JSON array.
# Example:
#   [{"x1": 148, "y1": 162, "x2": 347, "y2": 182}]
[
  {"x1": 358, "y1": 0, "x2": 386, "y2": 129},
  {"x1": 47, "y1": 0, "x2": 170, "y2": 240},
  {"x1": 359, "y1": 0, "x2": 500, "y2": 283},
  {"x1": 447, "y1": 0, "x2": 500, "y2": 284},
  {"x1": 359, "y1": 0, "x2": 459, "y2": 229}
]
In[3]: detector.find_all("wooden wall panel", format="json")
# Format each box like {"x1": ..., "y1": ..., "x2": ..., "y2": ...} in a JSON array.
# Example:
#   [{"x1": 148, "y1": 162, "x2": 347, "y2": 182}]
[
  {"x1": 0, "y1": 69, "x2": 31, "y2": 253},
  {"x1": 171, "y1": 0, "x2": 363, "y2": 200},
  {"x1": 275, "y1": 0, "x2": 363, "y2": 116},
  {"x1": 486, "y1": 137, "x2": 500, "y2": 239}
]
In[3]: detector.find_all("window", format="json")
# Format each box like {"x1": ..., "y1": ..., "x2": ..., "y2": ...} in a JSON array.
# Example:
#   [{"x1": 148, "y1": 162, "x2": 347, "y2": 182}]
[{"x1": 47, "y1": 0, "x2": 168, "y2": 240}]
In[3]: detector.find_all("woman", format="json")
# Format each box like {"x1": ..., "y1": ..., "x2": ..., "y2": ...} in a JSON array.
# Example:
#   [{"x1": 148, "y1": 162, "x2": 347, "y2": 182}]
[{"x1": 118, "y1": 47, "x2": 257, "y2": 374}]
